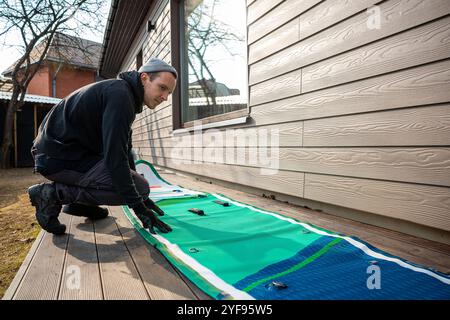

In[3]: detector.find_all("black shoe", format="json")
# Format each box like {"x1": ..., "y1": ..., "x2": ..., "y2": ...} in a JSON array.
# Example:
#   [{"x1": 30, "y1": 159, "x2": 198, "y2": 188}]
[
  {"x1": 28, "y1": 183, "x2": 66, "y2": 235},
  {"x1": 62, "y1": 203, "x2": 109, "y2": 220}
]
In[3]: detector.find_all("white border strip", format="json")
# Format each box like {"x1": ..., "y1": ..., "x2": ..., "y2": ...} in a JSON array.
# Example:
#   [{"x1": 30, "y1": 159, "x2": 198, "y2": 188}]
[
  {"x1": 212, "y1": 194, "x2": 450, "y2": 285},
  {"x1": 152, "y1": 233, "x2": 254, "y2": 300}
]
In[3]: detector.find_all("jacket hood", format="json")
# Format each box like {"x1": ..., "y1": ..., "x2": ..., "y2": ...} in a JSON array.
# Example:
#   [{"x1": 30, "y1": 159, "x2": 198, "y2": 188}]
[{"x1": 118, "y1": 71, "x2": 144, "y2": 114}]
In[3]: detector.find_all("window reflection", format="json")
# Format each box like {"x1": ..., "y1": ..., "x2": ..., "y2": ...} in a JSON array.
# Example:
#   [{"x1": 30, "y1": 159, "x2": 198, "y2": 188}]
[{"x1": 183, "y1": 0, "x2": 247, "y2": 123}]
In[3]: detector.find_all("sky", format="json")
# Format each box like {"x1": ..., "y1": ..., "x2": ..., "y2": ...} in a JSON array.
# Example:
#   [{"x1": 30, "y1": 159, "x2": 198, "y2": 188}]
[
  {"x1": 0, "y1": 0, "x2": 112, "y2": 74},
  {"x1": 1, "y1": 34, "x2": 29, "y2": 74}
]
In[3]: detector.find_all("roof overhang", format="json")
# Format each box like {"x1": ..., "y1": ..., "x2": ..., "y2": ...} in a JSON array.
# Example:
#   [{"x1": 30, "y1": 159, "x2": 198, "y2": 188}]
[{"x1": 99, "y1": 0, "x2": 154, "y2": 78}]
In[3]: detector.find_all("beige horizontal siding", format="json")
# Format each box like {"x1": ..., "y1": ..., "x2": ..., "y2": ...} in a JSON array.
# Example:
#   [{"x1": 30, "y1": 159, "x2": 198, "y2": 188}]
[
  {"x1": 142, "y1": 155, "x2": 304, "y2": 197},
  {"x1": 248, "y1": 18, "x2": 299, "y2": 64},
  {"x1": 248, "y1": 0, "x2": 321, "y2": 44},
  {"x1": 303, "y1": 104, "x2": 450, "y2": 147},
  {"x1": 249, "y1": 0, "x2": 450, "y2": 85},
  {"x1": 133, "y1": 124, "x2": 173, "y2": 141},
  {"x1": 143, "y1": 147, "x2": 450, "y2": 187},
  {"x1": 133, "y1": 115, "x2": 173, "y2": 136},
  {"x1": 131, "y1": 3, "x2": 172, "y2": 140},
  {"x1": 299, "y1": 0, "x2": 382, "y2": 40},
  {"x1": 302, "y1": 16, "x2": 450, "y2": 92},
  {"x1": 134, "y1": 103, "x2": 173, "y2": 129},
  {"x1": 277, "y1": 148, "x2": 450, "y2": 187},
  {"x1": 247, "y1": 0, "x2": 284, "y2": 25},
  {"x1": 249, "y1": 0, "x2": 381, "y2": 64},
  {"x1": 134, "y1": 115, "x2": 172, "y2": 133},
  {"x1": 143, "y1": 5, "x2": 171, "y2": 60},
  {"x1": 251, "y1": 59, "x2": 450, "y2": 124},
  {"x1": 145, "y1": 28, "x2": 170, "y2": 61},
  {"x1": 138, "y1": 149, "x2": 450, "y2": 235},
  {"x1": 133, "y1": 122, "x2": 303, "y2": 148},
  {"x1": 250, "y1": 69, "x2": 301, "y2": 106},
  {"x1": 304, "y1": 173, "x2": 450, "y2": 231}
]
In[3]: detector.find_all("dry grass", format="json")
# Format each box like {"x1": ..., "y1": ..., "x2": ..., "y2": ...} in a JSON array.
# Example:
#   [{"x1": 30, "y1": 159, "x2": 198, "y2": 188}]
[{"x1": 0, "y1": 168, "x2": 46, "y2": 298}]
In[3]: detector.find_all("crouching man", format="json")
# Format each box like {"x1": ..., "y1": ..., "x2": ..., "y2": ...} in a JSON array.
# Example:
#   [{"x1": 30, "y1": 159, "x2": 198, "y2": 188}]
[{"x1": 28, "y1": 58, "x2": 176, "y2": 235}]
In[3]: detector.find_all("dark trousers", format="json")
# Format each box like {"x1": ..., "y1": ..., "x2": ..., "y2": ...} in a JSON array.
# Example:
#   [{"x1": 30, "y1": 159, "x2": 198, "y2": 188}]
[{"x1": 35, "y1": 156, "x2": 149, "y2": 206}]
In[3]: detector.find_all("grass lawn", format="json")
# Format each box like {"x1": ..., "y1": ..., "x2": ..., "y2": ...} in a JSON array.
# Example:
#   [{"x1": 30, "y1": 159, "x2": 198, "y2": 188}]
[{"x1": 0, "y1": 168, "x2": 46, "y2": 298}]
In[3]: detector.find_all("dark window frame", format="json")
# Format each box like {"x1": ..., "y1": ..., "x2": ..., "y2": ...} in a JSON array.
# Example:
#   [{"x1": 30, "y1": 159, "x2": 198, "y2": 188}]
[
  {"x1": 136, "y1": 48, "x2": 143, "y2": 70},
  {"x1": 171, "y1": 0, "x2": 182, "y2": 130}
]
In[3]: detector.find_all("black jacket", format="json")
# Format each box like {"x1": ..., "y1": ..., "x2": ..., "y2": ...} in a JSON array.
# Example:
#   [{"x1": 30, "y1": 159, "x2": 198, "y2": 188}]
[{"x1": 33, "y1": 71, "x2": 144, "y2": 207}]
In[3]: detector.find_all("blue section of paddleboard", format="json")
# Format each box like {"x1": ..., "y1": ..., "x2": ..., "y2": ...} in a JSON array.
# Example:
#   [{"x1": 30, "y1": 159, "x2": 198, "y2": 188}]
[{"x1": 234, "y1": 236, "x2": 450, "y2": 300}]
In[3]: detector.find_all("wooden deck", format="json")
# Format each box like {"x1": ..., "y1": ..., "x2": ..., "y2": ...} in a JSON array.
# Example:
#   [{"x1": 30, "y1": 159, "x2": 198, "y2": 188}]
[{"x1": 3, "y1": 167, "x2": 450, "y2": 300}]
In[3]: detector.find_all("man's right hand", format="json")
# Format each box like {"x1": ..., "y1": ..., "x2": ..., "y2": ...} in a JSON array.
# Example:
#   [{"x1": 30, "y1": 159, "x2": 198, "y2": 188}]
[
  {"x1": 144, "y1": 198, "x2": 165, "y2": 216},
  {"x1": 131, "y1": 202, "x2": 172, "y2": 234}
]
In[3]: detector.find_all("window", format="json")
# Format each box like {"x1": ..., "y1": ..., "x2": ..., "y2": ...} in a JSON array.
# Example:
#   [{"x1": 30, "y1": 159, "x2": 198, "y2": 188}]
[{"x1": 179, "y1": 0, "x2": 248, "y2": 126}]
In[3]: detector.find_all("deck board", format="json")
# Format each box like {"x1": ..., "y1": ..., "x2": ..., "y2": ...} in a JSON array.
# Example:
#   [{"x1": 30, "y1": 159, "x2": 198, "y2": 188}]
[
  {"x1": 59, "y1": 216, "x2": 103, "y2": 300},
  {"x1": 12, "y1": 214, "x2": 72, "y2": 300},
  {"x1": 93, "y1": 214, "x2": 149, "y2": 300},
  {"x1": 3, "y1": 167, "x2": 449, "y2": 300}
]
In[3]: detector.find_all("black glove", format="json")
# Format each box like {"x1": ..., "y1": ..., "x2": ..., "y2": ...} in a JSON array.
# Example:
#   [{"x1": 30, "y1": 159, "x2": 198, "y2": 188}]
[
  {"x1": 131, "y1": 202, "x2": 172, "y2": 234},
  {"x1": 144, "y1": 198, "x2": 165, "y2": 216}
]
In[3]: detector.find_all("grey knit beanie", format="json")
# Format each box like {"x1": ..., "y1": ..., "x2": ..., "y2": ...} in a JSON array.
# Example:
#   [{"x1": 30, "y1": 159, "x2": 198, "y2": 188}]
[{"x1": 138, "y1": 58, "x2": 178, "y2": 78}]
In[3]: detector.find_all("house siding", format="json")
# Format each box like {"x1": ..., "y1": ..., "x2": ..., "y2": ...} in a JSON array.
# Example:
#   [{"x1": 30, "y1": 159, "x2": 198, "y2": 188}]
[{"x1": 121, "y1": 0, "x2": 450, "y2": 236}]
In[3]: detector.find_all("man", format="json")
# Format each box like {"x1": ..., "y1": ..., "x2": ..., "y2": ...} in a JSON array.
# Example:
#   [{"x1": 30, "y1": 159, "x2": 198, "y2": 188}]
[{"x1": 28, "y1": 58, "x2": 176, "y2": 235}]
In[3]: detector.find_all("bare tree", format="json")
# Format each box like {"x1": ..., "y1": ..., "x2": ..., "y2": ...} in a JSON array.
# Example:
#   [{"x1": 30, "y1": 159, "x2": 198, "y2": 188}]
[{"x1": 0, "y1": 0, "x2": 107, "y2": 168}]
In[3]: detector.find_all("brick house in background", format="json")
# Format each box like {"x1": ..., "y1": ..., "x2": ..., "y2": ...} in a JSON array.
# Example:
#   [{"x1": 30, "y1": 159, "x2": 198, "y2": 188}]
[{"x1": 2, "y1": 33, "x2": 102, "y2": 98}]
